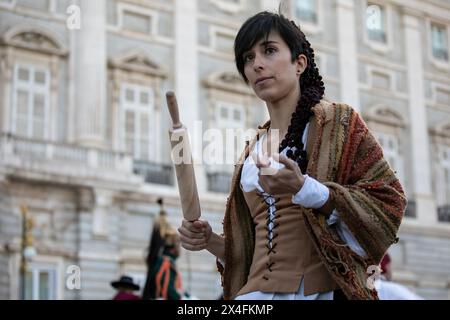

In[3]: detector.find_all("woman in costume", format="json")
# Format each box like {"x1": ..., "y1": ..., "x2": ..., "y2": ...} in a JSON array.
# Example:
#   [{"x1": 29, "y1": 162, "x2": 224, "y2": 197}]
[{"x1": 178, "y1": 11, "x2": 406, "y2": 300}]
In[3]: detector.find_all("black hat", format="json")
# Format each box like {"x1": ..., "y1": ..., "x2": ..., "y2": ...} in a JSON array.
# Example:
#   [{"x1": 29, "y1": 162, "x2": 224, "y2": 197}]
[{"x1": 111, "y1": 275, "x2": 140, "y2": 291}]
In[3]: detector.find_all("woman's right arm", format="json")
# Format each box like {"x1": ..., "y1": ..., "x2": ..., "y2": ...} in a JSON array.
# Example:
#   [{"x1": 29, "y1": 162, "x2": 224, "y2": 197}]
[{"x1": 178, "y1": 219, "x2": 225, "y2": 262}]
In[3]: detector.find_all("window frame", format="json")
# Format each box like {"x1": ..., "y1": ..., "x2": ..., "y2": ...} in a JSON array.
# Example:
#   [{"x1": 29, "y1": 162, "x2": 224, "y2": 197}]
[
  {"x1": 22, "y1": 256, "x2": 64, "y2": 300},
  {"x1": 294, "y1": 0, "x2": 318, "y2": 24},
  {"x1": 215, "y1": 101, "x2": 246, "y2": 129},
  {"x1": 431, "y1": 83, "x2": 450, "y2": 106},
  {"x1": 366, "y1": 65, "x2": 396, "y2": 92},
  {"x1": 291, "y1": 0, "x2": 324, "y2": 34},
  {"x1": 210, "y1": 0, "x2": 246, "y2": 14},
  {"x1": 210, "y1": 25, "x2": 236, "y2": 56},
  {"x1": 362, "y1": 1, "x2": 393, "y2": 54},
  {"x1": 437, "y1": 145, "x2": 450, "y2": 207},
  {"x1": 426, "y1": 17, "x2": 450, "y2": 71},
  {"x1": 119, "y1": 84, "x2": 157, "y2": 161},
  {"x1": 117, "y1": 2, "x2": 158, "y2": 36},
  {"x1": 207, "y1": 100, "x2": 247, "y2": 173},
  {"x1": 11, "y1": 63, "x2": 51, "y2": 139}
]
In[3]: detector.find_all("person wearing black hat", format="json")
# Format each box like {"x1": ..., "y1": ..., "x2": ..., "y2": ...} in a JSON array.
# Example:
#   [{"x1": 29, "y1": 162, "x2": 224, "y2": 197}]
[{"x1": 111, "y1": 275, "x2": 141, "y2": 300}]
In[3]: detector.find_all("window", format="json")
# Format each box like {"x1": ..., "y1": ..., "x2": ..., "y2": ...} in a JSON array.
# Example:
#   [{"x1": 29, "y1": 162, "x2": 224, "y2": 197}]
[
  {"x1": 295, "y1": 0, "x2": 317, "y2": 24},
  {"x1": 366, "y1": 4, "x2": 386, "y2": 43},
  {"x1": 118, "y1": 3, "x2": 156, "y2": 36},
  {"x1": 441, "y1": 149, "x2": 450, "y2": 200},
  {"x1": 437, "y1": 147, "x2": 450, "y2": 222},
  {"x1": 371, "y1": 70, "x2": 391, "y2": 90},
  {"x1": 374, "y1": 132, "x2": 403, "y2": 183},
  {"x1": 211, "y1": 27, "x2": 235, "y2": 55},
  {"x1": 123, "y1": 11, "x2": 152, "y2": 34},
  {"x1": 12, "y1": 65, "x2": 50, "y2": 139},
  {"x1": 25, "y1": 265, "x2": 57, "y2": 300},
  {"x1": 216, "y1": 101, "x2": 245, "y2": 129},
  {"x1": 121, "y1": 85, "x2": 155, "y2": 160},
  {"x1": 431, "y1": 24, "x2": 448, "y2": 61},
  {"x1": 210, "y1": 0, "x2": 244, "y2": 13},
  {"x1": 215, "y1": 32, "x2": 234, "y2": 54},
  {"x1": 436, "y1": 88, "x2": 450, "y2": 105}
]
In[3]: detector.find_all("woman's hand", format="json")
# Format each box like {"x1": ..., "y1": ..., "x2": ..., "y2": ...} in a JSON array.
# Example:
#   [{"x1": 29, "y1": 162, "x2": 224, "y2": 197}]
[
  {"x1": 178, "y1": 219, "x2": 212, "y2": 251},
  {"x1": 254, "y1": 153, "x2": 305, "y2": 195}
]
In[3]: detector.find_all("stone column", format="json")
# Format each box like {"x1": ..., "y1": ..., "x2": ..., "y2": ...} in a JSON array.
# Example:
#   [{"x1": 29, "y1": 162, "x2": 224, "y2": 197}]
[
  {"x1": 403, "y1": 11, "x2": 436, "y2": 224},
  {"x1": 73, "y1": 0, "x2": 107, "y2": 148},
  {"x1": 336, "y1": 0, "x2": 360, "y2": 111},
  {"x1": 0, "y1": 47, "x2": 13, "y2": 134},
  {"x1": 174, "y1": 0, "x2": 206, "y2": 193}
]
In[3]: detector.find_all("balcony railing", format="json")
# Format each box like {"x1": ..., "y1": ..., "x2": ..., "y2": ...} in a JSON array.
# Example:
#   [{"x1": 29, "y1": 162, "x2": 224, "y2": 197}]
[
  {"x1": 0, "y1": 133, "x2": 132, "y2": 172},
  {"x1": 133, "y1": 160, "x2": 174, "y2": 186},
  {"x1": 433, "y1": 48, "x2": 449, "y2": 61},
  {"x1": 438, "y1": 205, "x2": 450, "y2": 223},
  {"x1": 0, "y1": 134, "x2": 180, "y2": 187},
  {"x1": 207, "y1": 171, "x2": 232, "y2": 194}
]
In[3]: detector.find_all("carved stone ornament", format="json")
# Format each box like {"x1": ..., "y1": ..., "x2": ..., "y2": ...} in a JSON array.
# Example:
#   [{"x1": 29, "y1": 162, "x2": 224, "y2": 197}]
[
  {"x1": 1, "y1": 26, "x2": 68, "y2": 56},
  {"x1": 108, "y1": 49, "x2": 167, "y2": 78}
]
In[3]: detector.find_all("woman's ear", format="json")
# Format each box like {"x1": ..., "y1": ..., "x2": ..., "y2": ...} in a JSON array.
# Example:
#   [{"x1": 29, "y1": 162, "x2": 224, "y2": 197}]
[{"x1": 295, "y1": 54, "x2": 308, "y2": 76}]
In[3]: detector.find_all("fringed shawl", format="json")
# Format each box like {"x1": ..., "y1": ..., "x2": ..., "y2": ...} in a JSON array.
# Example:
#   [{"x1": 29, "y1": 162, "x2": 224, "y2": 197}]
[{"x1": 217, "y1": 100, "x2": 406, "y2": 300}]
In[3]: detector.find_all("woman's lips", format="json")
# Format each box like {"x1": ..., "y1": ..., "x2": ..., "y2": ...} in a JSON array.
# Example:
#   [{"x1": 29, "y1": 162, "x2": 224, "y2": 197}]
[{"x1": 255, "y1": 77, "x2": 274, "y2": 86}]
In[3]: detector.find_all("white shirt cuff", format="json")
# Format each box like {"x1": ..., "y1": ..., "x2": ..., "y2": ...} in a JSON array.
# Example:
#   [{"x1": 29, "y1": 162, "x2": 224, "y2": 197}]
[{"x1": 291, "y1": 175, "x2": 329, "y2": 209}]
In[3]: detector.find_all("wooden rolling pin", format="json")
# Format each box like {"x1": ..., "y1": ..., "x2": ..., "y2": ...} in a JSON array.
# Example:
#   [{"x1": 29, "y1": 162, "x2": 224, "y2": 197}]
[{"x1": 166, "y1": 91, "x2": 201, "y2": 221}]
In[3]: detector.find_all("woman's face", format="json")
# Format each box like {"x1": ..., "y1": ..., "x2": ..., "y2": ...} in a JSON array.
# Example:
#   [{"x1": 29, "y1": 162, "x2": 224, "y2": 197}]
[{"x1": 242, "y1": 31, "x2": 306, "y2": 103}]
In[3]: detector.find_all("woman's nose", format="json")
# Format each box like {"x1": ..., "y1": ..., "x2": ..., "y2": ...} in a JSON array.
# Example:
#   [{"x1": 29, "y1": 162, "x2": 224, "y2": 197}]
[{"x1": 253, "y1": 54, "x2": 264, "y2": 72}]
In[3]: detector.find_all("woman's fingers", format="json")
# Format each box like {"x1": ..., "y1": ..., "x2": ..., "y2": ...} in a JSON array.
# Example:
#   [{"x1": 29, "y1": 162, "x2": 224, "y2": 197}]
[
  {"x1": 179, "y1": 232, "x2": 208, "y2": 251},
  {"x1": 178, "y1": 219, "x2": 210, "y2": 251},
  {"x1": 178, "y1": 226, "x2": 204, "y2": 239},
  {"x1": 182, "y1": 219, "x2": 206, "y2": 233},
  {"x1": 179, "y1": 233, "x2": 207, "y2": 246},
  {"x1": 277, "y1": 153, "x2": 300, "y2": 172},
  {"x1": 180, "y1": 242, "x2": 207, "y2": 251},
  {"x1": 193, "y1": 220, "x2": 207, "y2": 230}
]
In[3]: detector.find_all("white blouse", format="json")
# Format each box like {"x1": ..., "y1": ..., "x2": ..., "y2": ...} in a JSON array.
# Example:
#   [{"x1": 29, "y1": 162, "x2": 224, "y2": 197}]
[{"x1": 235, "y1": 123, "x2": 366, "y2": 300}]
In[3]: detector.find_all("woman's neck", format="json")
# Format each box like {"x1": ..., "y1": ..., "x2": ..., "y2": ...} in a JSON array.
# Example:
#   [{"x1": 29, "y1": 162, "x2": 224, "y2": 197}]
[{"x1": 265, "y1": 86, "x2": 300, "y2": 138}]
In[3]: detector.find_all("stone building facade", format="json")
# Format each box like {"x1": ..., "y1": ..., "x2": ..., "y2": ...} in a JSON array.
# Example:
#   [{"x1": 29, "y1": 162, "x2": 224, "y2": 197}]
[{"x1": 0, "y1": 0, "x2": 450, "y2": 299}]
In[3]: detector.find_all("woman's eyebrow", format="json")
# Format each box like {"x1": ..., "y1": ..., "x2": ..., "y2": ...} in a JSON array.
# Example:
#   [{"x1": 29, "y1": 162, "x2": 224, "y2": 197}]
[
  {"x1": 243, "y1": 40, "x2": 279, "y2": 56},
  {"x1": 259, "y1": 40, "x2": 279, "y2": 47}
]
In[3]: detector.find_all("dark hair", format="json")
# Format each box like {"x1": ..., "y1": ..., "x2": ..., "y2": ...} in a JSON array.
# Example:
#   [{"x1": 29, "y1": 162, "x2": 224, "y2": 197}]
[{"x1": 234, "y1": 12, "x2": 325, "y2": 172}]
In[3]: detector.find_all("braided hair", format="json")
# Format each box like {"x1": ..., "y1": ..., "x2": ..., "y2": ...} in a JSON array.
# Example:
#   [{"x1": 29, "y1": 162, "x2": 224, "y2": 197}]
[{"x1": 234, "y1": 12, "x2": 325, "y2": 172}]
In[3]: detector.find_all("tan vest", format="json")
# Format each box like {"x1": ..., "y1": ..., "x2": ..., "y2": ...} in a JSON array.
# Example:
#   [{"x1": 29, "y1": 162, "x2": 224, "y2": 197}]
[{"x1": 236, "y1": 186, "x2": 340, "y2": 296}]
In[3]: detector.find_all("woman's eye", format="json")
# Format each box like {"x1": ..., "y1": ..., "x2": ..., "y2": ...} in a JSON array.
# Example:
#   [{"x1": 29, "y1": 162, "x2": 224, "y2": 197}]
[
  {"x1": 243, "y1": 54, "x2": 254, "y2": 62},
  {"x1": 265, "y1": 47, "x2": 276, "y2": 55}
]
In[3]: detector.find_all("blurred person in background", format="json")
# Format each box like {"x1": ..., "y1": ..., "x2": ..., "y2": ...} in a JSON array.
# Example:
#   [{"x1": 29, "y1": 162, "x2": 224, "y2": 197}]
[
  {"x1": 142, "y1": 198, "x2": 185, "y2": 300},
  {"x1": 111, "y1": 275, "x2": 141, "y2": 300},
  {"x1": 375, "y1": 253, "x2": 424, "y2": 300}
]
